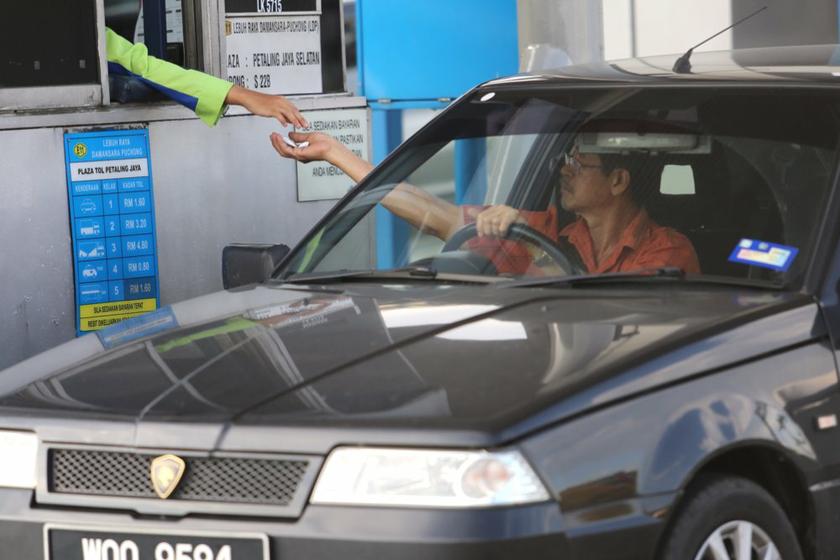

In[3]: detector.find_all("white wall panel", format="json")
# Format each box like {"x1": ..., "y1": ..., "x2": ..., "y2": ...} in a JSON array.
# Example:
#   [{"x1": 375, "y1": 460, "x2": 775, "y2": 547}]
[
  {"x1": 602, "y1": 0, "x2": 731, "y2": 60},
  {"x1": 0, "y1": 128, "x2": 75, "y2": 369},
  {"x1": 0, "y1": 103, "x2": 363, "y2": 370}
]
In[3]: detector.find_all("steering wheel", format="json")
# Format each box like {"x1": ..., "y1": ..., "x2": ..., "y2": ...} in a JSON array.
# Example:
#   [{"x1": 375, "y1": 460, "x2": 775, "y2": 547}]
[{"x1": 442, "y1": 222, "x2": 585, "y2": 275}]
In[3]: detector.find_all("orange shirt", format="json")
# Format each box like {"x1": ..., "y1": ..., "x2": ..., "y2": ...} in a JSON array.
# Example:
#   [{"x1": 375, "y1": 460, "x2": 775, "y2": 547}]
[{"x1": 463, "y1": 205, "x2": 700, "y2": 276}]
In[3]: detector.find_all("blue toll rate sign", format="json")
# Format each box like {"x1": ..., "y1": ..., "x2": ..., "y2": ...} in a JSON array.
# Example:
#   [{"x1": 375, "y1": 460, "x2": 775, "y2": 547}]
[{"x1": 64, "y1": 128, "x2": 160, "y2": 335}]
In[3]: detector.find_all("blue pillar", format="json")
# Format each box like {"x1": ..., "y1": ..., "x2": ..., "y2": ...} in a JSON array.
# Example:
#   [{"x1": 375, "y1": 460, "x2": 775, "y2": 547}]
[
  {"x1": 372, "y1": 108, "x2": 406, "y2": 269},
  {"x1": 357, "y1": 0, "x2": 517, "y2": 268}
]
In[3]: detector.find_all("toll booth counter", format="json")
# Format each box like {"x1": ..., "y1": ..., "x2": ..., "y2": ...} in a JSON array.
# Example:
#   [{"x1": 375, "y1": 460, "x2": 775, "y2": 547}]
[{"x1": 0, "y1": 0, "x2": 368, "y2": 370}]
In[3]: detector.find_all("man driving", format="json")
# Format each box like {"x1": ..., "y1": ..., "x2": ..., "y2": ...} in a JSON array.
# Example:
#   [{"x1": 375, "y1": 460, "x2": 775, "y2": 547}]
[{"x1": 270, "y1": 129, "x2": 700, "y2": 276}]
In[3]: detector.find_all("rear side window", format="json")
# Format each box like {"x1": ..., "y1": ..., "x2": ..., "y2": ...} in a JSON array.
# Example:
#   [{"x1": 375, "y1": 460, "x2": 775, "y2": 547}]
[{"x1": 661, "y1": 164, "x2": 696, "y2": 195}]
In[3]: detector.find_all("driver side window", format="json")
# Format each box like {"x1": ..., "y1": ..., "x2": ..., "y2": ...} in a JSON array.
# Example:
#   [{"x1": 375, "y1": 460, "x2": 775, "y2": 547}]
[{"x1": 292, "y1": 133, "x2": 543, "y2": 275}]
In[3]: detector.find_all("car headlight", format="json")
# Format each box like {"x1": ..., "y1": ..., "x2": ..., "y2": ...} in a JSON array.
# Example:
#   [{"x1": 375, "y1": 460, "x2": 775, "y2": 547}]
[
  {"x1": 310, "y1": 447, "x2": 550, "y2": 508},
  {"x1": 0, "y1": 431, "x2": 38, "y2": 489}
]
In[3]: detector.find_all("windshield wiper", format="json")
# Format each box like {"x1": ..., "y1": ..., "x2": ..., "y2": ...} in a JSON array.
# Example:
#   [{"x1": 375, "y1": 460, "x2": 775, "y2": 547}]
[
  {"x1": 279, "y1": 265, "x2": 500, "y2": 285},
  {"x1": 280, "y1": 266, "x2": 782, "y2": 290},
  {"x1": 499, "y1": 267, "x2": 683, "y2": 289},
  {"x1": 499, "y1": 267, "x2": 784, "y2": 290}
]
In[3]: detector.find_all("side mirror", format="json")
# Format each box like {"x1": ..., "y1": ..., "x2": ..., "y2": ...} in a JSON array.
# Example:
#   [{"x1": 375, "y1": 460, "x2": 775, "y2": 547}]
[{"x1": 222, "y1": 243, "x2": 290, "y2": 289}]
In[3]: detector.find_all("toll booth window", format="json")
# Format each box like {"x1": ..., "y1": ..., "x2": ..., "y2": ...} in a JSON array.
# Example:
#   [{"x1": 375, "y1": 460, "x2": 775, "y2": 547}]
[
  {"x1": 106, "y1": 0, "x2": 190, "y2": 105},
  {"x1": 106, "y1": 0, "x2": 186, "y2": 67},
  {"x1": 1, "y1": 1, "x2": 99, "y2": 88}
]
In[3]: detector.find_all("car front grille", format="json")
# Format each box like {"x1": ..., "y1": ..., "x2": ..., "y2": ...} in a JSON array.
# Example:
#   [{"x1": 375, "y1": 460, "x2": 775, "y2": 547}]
[{"x1": 48, "y1": 448, "x2": 314, "y2": 507}]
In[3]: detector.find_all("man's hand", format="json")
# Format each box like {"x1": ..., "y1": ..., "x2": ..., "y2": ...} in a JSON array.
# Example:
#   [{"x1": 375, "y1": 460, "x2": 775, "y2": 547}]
[
  {"x1": 226, "y1": 85, "x2": 308, "y2": 128},
  {"x1": 270, "y1": 131, "x2": 333, "y2": 163},
  {"x1": 270, "y1": 130, "x2": 374, "y2": 183},
  {"x1": 472, "y1": 205, "x2": 523, "y2": 237}
]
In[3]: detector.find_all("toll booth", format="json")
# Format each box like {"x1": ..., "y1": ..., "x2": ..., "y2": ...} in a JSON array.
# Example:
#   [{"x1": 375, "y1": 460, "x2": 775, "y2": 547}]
[{"x1": 0, "y1": 0, "x2": 367, "y2": 369}]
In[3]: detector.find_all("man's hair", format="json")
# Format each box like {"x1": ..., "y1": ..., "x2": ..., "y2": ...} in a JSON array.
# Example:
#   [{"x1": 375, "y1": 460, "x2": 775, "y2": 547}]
[{"x1": 598, "y1": 152, "x2": 664, "y2": 207}]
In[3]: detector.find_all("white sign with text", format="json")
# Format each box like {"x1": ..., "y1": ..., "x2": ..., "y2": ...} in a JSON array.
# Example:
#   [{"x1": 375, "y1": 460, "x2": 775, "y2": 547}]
[
  {"x1": 296, "y1": 108, "x2": 369, "y2": 202},
  {"x1": 224, "y1": 14, "x2": 322, "y2": 95}
]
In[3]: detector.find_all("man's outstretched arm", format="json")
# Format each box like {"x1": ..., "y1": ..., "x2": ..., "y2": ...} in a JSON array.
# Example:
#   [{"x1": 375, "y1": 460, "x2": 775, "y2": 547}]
[{"x1": 270, "y1": 131, "x2": 462, "y2": 240}]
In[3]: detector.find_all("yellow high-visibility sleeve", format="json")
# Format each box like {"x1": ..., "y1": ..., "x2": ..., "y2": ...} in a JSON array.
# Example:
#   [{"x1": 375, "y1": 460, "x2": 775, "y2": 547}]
[{"x1": 106, "y1": 28, "x2": 233, "y2": 126}]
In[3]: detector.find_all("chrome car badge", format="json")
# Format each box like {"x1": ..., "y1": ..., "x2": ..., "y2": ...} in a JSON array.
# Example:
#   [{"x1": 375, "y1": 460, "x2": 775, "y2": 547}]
[{"x1": 150, "y1": 454, "x2": 186, "y2": 499}]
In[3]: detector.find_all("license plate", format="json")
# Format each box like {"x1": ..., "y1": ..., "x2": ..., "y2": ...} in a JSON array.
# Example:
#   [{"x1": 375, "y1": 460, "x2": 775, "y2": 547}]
[{"x1": 45, "y1": 525, "x2": 268, "y2": 560}]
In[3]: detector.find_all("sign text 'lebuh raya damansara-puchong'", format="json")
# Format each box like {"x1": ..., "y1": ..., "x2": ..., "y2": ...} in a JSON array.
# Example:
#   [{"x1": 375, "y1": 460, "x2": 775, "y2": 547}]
[
  {"x1": 224, "y1": 12, "x2": 323, "y2": 95},
  {"x1": 64, "y1": 129, "x2": 160, "y2": 335}
]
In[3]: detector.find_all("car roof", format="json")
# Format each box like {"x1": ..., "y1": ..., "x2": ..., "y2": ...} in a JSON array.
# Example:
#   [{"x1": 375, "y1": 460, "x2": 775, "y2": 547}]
[{"x1": 483, "y1": 44, "x2": 840, "y2": 87}]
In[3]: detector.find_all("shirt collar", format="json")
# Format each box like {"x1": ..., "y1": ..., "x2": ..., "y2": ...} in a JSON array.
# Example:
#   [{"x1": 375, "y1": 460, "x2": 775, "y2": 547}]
[
  {"x1": 564, "y1": 208, "x2": 651, "y2": 248},
  {"x1": 616, "y1": 208, "x2": 652, "y2": 251}
]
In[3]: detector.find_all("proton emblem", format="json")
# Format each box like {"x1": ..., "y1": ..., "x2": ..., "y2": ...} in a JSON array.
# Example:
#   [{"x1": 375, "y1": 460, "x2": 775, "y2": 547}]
[{"x1": 150, "y1": 454, "x2": 186, "y2": 499}]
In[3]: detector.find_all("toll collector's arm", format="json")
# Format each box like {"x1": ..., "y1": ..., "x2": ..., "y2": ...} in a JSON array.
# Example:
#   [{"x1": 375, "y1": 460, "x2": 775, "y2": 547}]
[
  {"x1": 105, "y1": 28, "x2": 307, "y2": 128},
  {"x1": 271, "y1": 132, "x2": 521, "y2": 240}
]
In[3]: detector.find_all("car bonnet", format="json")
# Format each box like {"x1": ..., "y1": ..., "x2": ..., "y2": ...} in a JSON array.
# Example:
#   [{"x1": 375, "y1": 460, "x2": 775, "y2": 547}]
[{"x1": 0, "y1": 283, "x2": 819, "y2": 450}]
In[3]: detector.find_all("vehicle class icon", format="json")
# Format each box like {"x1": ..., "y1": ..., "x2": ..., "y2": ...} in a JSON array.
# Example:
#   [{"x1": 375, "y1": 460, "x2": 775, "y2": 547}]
[
  {"x1": 81, "y1": 268, "x2": 97, "y2": 279},
  {"x1": 79, "y1": 245, "x2": 103, "y2": 258},
  {"x1": 79, "y1": 200, "x2": 97, "y2": 214}
]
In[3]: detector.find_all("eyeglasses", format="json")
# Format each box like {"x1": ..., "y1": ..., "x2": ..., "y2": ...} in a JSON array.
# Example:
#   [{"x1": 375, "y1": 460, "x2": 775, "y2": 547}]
[{"x1": 549, "y1": 149, "x2": 605, "y2": 176}]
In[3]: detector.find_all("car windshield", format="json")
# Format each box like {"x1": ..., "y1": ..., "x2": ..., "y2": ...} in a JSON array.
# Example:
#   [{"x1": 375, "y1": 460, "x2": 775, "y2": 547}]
[{"x1": 279, "y1": 87, "x2": 840, "y2": 287}]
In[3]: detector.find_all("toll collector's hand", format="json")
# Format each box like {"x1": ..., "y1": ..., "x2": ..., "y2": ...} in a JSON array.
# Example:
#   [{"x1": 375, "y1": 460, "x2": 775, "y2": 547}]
[
  {"x1": 226, "y1": 85, "x2": 308, "y2": 128},
  {"x1": 472, "y1": 205, "x2": 524, "y2": 237}
]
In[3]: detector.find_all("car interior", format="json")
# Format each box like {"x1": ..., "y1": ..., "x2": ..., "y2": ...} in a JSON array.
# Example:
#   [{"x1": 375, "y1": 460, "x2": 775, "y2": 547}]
[{"x1": 645, "y1": 145, "x2": 784, "y2": 279}]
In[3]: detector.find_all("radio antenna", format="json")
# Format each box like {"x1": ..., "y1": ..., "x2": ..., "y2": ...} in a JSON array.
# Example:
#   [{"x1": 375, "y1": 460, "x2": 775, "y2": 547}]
[{"x1": 672, "y1": 5, "x2": 767, "y2": 74}]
